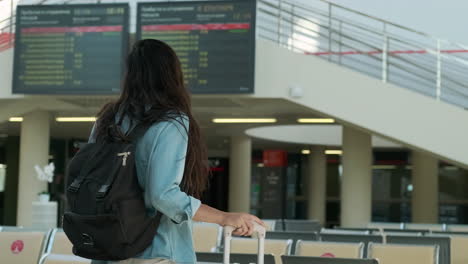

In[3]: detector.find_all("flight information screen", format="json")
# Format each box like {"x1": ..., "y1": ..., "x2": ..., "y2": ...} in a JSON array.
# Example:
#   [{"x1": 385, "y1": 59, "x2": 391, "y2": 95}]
[
  {"x1": 13, "y1": 4, "x2": 129, "y2": 94},
  {"x1": 137, "y1": 0, "x2": 256, "y2": 94}
]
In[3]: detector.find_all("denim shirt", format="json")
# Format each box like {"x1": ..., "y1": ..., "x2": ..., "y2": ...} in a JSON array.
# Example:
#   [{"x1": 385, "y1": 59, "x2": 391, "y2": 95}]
[{"x1": 89, "y1": 114, "x2": 201, "y2": 264}]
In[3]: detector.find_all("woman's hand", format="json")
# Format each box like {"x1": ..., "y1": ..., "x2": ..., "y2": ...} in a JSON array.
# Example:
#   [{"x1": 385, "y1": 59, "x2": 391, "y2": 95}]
[
  {"x1": 221, "y1": 212, "x2": 266, "y2": 236},
  {"x1": 192, "y1": 204, "x2": 265, "y2": 236}
]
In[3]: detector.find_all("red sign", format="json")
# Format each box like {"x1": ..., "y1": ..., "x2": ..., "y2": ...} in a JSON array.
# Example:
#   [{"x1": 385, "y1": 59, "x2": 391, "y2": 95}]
[
  {"x1": 263, "y1": 150, "x2": 288, "y2": 167},
  {"x1": 320, "y1": 252, "x2": 336, "y2": 258},
  {"x1": 11, "y1": 240, "x2": 24, "y2": 254}
]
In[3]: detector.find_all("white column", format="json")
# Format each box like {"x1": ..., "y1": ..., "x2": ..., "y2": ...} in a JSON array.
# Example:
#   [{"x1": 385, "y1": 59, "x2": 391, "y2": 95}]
[
  {"x1": 412, "y1": 151, "x2": 439, "y2": 223},
  {"x1": 228, "y1": 135, "x2": 252, "y2": 213},
  {"x1": 17, "y1": 111, "x2": 50, "y2": 226},
  {"x1": 307, "y1": 146, "x2": 327, "y2": 225},
  {"x1": 341, "y1": 126, "x2": 372, "y2": 227}
]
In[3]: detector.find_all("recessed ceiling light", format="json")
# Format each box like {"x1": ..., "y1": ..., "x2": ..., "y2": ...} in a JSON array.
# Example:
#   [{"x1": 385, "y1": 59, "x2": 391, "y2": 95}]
[
  {"x1": 56, "y1": 117, "x2": 97, "y2": 122},
  {"x1": 325, "y1": 150, "x2": 343, "y2": 155},
  {"x1": 9, "y1": 117, "x2": 23, "y2": 122},
  {"x1": 373, "y1": 165, "x2": 397, "y2": 170},
  {"x1": 298, "y1": 118, "x2": 335, "y2": 123},
  {"x1": 302, "y1": 149, "x2": 311, "y2": 155},
  {"x1": 444, "y1": 166, "x2": 459, "y2": 171},
  {"x1": 212, "y1": 118, "x2": 277, "y2": 123}
]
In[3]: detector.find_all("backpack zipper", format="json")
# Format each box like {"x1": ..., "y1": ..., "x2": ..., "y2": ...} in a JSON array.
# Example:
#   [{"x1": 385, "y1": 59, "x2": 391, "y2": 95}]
[{"x1": 117, "y1": 152, "x2": 131, "y2": 166}]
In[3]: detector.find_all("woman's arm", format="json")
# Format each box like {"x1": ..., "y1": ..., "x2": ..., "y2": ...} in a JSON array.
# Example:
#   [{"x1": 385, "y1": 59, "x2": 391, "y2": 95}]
[
  {"x1": 145, "y1": 117, "x2": 264, "y2": 234},
  {"x1": 193, "y1": 204, "x2": 265, "y2": 236},
  {"x1": 144, "y1": 118, "x2": 201, "y2": 224}
]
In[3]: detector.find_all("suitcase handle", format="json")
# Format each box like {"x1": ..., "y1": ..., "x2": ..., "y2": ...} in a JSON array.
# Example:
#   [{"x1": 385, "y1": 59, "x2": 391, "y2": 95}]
[{"x1": 223, "y1": 222, "x2": 266, "y2": 264}]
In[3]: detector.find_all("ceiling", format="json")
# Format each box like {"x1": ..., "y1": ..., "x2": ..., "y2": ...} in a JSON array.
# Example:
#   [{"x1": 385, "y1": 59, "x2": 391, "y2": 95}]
[
  {"x1": 0, "y1": 95, "x2": 336, "y2": 154},
  {"x1": 246, "y1": 125, "x2": 403, "y2": 148}
]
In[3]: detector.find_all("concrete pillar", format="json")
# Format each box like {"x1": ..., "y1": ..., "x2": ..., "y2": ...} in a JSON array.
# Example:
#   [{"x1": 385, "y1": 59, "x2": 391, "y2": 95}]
[
  {"x1": 341, "y1": 126, "x2": 372, "y2": 227},
  {"x1": 17, "y1": 111, "x2": 50, "y2": 226},
  {"x1": 307, "y1": 146, "x2": 327, "y2": 225},
  {"x1": 228, "y1": 135, "x2": 252, "y2": 213},
  {"x1": 412, "y1": 151, "x2": 439, "y2": 223}
]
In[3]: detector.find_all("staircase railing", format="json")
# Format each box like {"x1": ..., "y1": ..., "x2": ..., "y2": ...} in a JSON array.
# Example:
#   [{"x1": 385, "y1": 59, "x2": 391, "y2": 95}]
[
  {"x1": 0, "y1": 13, "x2": 14, "y2": 52},
  {"x1": 257, "y1": 0, "x2": 468, "y2": 109},
  {"x1": 1, "y1": 0, "x2": 468, "y2": 109}
]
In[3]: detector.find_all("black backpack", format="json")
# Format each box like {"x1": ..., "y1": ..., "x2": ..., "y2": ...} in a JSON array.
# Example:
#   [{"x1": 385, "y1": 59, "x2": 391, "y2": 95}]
[{"x1": 63, "y1": 125, "x2": 161, "y2": 261}]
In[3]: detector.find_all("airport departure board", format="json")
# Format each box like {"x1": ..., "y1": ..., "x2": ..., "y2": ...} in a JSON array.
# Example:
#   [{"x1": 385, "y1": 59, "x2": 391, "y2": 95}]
[
  {"x1": 13, "y1": 4, "x2": 129, "y2": 94},
  {"x1": 137, "y1": 0, "x2": 256, "y2": 94}
]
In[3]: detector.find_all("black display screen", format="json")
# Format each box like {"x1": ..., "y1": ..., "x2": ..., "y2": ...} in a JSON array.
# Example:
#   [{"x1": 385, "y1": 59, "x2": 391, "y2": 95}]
[
  {"x1": 12, "y1": 4, "x2": 129, "y2": 94},
  {"x1": 137, "y1": 0, "x2": 256, "y2": 94}
]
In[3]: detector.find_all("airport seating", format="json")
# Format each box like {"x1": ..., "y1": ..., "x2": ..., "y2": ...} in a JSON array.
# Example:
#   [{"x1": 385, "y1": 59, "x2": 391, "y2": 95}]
[
  {"x1": 378, "y1": 231, "x2": 424, "y2": 236},
  {"x1": 446, "y1": 224, "x2": 468, "y2": 233},
  {"x1": 430, "y1": 234, "x2": 468, "y2": 264},
  {"x1": 274, "y1": 220, "x2": 284, "y2": 231},
  {"x1": 334, "y1": 227, "x2": 427, "y2": 235},
  {"x1": 230, "y1": 238, "x2": 292, "y2": 264},
  {"x1": 368, "y1": 243, "x2": 438, "y2": 264},
  {"x1": 280, "y1": 219, "x2": 321, "y2": 232},
  {"x1": 282, "y1": 256, "x2": 379, "y2": 264},
  {"x1": 332, "y1": 227, "x2": 378, "y2": 233},
  {"x1": 405, "y1": 223, "x2": 445, "y2": 232},
  {"x1": 39, "y1": 229, "x2": 82, "y2": 264},
  {"x1": 262, "y1": 219, "x2": 277, "y2": 231},
  {"x1": 295, "y1": 240, "x2": 364, "y2": 258},
  {"x1": 449, "y1": 235, "x2": 468, "y2": 264},
  {"x1": 266, "y1": 231, "x2": 319, "y2": 254},
  {"x1": 0, "y1": 226, "x2": 51, "y2": 232},
  {"x1": 193, "y1": 222, "x2": 222, "y2": 252},
  {"x1": 367, "y1": 222, "x2": 404, "y2": 230},
  {"x1": 386, "y1": 235, "x2": 450, "y2": 264},
  {"x1": 41, "y1": 254, "x2": 90, "y2": 264},
  {"x1": 319, "y1": 233, "x2": 383, "y2": 257},
  {"x1": 0, "y1": 230, "x2": 49, "y2": 264},
  {"x1": 321, "y1": 228, "x2": 370, "y2": 235},
  {"x1": 49, "y1": 230, "x2": 73, "y2": 255}
]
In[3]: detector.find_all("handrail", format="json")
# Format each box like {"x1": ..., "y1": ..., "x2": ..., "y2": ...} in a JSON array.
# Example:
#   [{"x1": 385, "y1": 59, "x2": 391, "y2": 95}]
[
  {"x1": 257, "y1": 0, "x2": 468, "y2": 108},
  {"x1": 260, "y1": 1, "x2": 463, "y2": 80},
  {"x1": 307, "y1": 0, "x2": 467, "y2": 49},
  {"x1": 317, "y1": 0, "x2": 428, "y2": 36},
  {"x1": 274, "y1": 0, "x2": 468, "y2": 52},
  {"x1": 0, "y1": 16, "x2": 13, "y2": 25}
]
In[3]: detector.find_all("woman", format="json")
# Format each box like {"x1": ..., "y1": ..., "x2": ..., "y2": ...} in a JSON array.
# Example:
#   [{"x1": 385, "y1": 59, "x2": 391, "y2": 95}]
[{"x1": 90, "y1": 39, "x2": 264, "y2": 264}]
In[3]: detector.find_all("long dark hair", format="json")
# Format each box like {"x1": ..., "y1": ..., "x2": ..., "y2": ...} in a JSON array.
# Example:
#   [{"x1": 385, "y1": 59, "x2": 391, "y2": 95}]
[{"x1": 95, "y1": 39, "x2": 209, "y2": 198}]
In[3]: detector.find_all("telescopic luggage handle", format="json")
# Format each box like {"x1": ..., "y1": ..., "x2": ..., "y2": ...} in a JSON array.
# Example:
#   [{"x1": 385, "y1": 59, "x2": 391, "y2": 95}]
[{"x1": 223, "y1": 222, "x2": 266, "y2": 264}]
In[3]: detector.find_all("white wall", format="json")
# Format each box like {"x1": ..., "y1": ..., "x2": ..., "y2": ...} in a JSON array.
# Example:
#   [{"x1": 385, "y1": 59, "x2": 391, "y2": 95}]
[{"x1": 0, "y1": 48, "x2": 22, "y2": 99}]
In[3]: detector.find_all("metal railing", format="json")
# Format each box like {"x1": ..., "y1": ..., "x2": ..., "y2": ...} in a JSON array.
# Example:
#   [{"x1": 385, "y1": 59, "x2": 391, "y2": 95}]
[
  {"x1": 257, "y1": 0, "x2": 468, "y2": 108},
  {"x1": 1, "y1": 0, "x2": 468, "y2": 109},
  {"x1": 0, "y1": 0, "x2": 18, "y2": 50}
]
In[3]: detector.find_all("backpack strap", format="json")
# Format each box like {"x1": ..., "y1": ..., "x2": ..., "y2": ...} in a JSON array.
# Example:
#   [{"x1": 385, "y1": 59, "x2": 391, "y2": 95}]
[
  {"x1": 69, "y1": 123, "x2": 150, "y2": 194},
  {"x1": 68, "y1": 146, "x2": 103, "y2": 193},
  {"x1": 126, "y1": 122, "x2": 150, "y2": 142}
]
